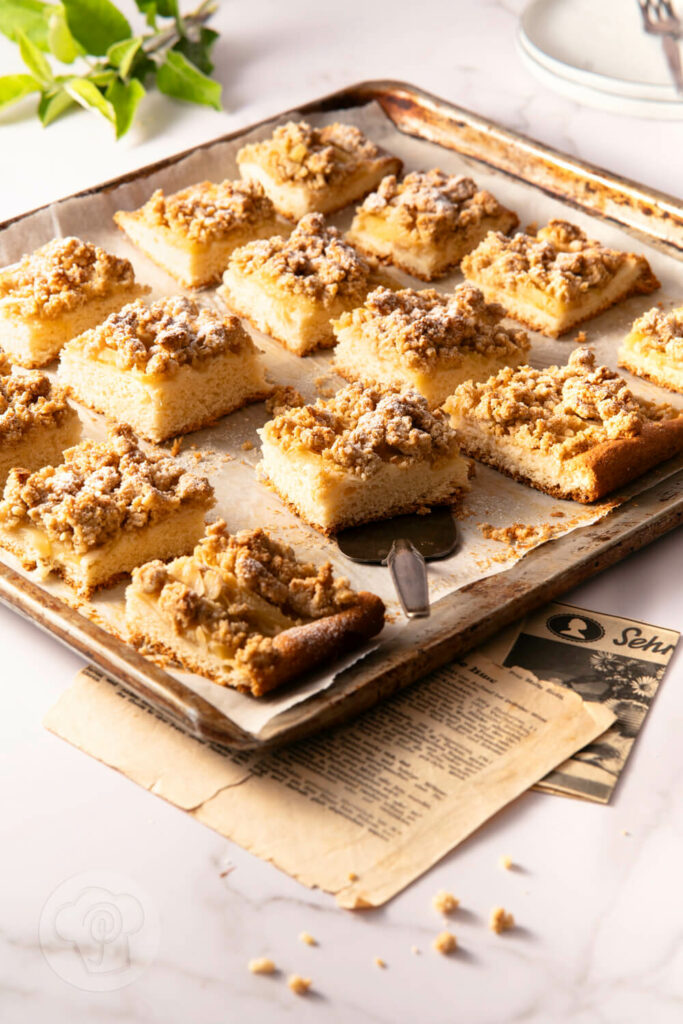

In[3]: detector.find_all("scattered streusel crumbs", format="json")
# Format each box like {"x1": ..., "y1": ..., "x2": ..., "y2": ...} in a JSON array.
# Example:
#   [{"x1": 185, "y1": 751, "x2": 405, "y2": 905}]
[
  {"x1": 299, "y1": 931, "x2": 317, "y2": 946},
  {"x1": 410, "y1": 945, "x2": 420, "y2": 955},
  {"x1": 550, "y1": 510, "x2": 565, "y2": 518},
  {"x1": 241, "y1": 440, "x2": 255, "y2": 451},
  {"x1": 374, "y1": 957, "x2": 386, "y2": 968},
  {"x1": 170, "y1": 436, "x2": 182, "y2": 456},
  {"x1": 432, "y1": 890, "x2": 459, "y2": 915},
  {"x1": 489, "y1": 907, "x2": 515, "y2": 934},
  {"x1": 348, "y1": 871, "x2": 358, "y2": 881},
  {"x1": 574, "y1": 330, "x2": 588, "y2": 344},
  {"x1": 287, "y1": 974, "x2": 312, "y2": 995},
  {"x1": 499, "y1": 855, "x2": 513, "y2": 870},
  {"x1": 432, "y1": 930, "x2": 457, "y2": 955},
  {"x1": 248, "y1": 957, "x2": 276, "y2": 974}
]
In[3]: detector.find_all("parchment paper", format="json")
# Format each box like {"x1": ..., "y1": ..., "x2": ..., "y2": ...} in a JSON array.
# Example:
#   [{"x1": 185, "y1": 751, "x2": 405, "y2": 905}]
[{"x1": 2, "y1": 101, "x2": 682, "y2": 735}]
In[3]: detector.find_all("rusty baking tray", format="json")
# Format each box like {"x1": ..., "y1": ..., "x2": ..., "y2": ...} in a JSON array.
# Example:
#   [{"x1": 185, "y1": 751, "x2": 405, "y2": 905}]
[{"x1": 1, "y1": 80, "x2": 682, "y2": 750}]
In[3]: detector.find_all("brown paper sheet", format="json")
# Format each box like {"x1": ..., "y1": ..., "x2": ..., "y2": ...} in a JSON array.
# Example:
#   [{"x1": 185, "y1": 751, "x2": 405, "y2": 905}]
[{"x1": 44, "y1": 654, "x2": 613, "y2": 908}]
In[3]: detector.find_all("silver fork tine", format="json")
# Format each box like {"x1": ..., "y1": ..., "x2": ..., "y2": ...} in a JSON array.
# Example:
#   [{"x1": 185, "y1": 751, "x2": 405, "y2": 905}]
[{"x1": 638, "y1": 0, "x2": 683, "y2": 93}]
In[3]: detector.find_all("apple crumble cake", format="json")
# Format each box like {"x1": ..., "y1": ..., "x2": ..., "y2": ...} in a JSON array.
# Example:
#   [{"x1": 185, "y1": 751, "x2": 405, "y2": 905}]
[
  {"x1": 219, "y1": 213, "x2": 384, "y2": 356},
  {"x1": 126, "y1": 520, "x2": 385, "y2": 696},
  {"x1": 618, "y1": 305, "x2": 683, "y2": 394},
  {"x1": 236, "y1": 120, "x2": 402, "y2": 221},
  {"x1": 332, "y1": 284, "x2": 530, "y2": 407},
  {"x1": 114, "y1": 179, "x2": 282, "y2": 288},
  {"x1": 0, "y1": 424, "x2": 214, "y2": 594},
  {"x1": 461, "y1": 220, "x2": 660, "y2": 337},
  {"x1": 0, "y1": 236, "x2": 149, "y2": 367},
  {"x1": 0, "y1": 350, "x2": 81, "y2": 488},
  {"x1": 59, "y1": 296, "x2": 270, "y2": 442},
  {"x1": 258, "y1": 382, "x2": 471, "y2": 533},
  {"x1": 444, "y1": 348, "x2": 683, "y2": 502},
  {"x1": 347, "y1": 170, "x2": 519, "y2": 281}
]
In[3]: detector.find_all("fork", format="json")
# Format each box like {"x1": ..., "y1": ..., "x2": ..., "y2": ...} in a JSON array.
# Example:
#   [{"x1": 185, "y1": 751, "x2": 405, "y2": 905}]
[{"x1": 638, "y1": 0, "x2": 683, "y2": 93}]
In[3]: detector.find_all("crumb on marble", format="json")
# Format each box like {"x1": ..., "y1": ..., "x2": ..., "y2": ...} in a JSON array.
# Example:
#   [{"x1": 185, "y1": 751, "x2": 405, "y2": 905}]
[
  {"x1": 287, "y1": 974, "x2": 312, "y2": 995},
  {"x1": 248, "y1": 957, "x2": 276, "y2": 974},
  {"x1": 410, "y1": 945, "x2": 420, "y2": 955},
  {"x1": 499, "y1": 855, "x2": 513, "y2": 871},
  {"x1": 489, "y1": 907, "x2": 515, "y2": 934},
  {"x1": 299, "y1": 931, "x2": 317, "y2": 946},
  {"x1": 432, "y1": 889, "x2": 459, "y2": 915},
  {"x1": 374, "y1": 956, "x2": 386, "y2": 969},
  {"x1": 432, "y1": 930, "x2": 457, "y2": 955}
]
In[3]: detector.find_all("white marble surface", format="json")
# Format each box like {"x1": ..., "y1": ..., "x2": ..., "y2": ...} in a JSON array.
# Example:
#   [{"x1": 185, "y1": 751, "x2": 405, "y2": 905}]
[{"x1": 1, "y1": 2, "x2": 682, "y2": 1022}]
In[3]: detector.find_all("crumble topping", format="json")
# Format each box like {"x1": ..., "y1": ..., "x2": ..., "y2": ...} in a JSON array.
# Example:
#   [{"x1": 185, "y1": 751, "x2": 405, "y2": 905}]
[
  {"x1": 355, "y1": 171, "x2": 508, "y2": 241},
  {"x1": 76, "y1": 296, "x2": 253, "y2": 375},
  {"x1": 0, "y1": 237, "x2": 136, "y2": 319},
  {"x1": 463, "y1": 220, "x2": 633, "y2": 302},
  {"x1": 299, "y1": 932, "x2": 316, "y2": 946},
  {"x1": 334, "y1": 284, "x2": 529, "y2": 368},
  {"x1": 264, "y1": 381, "x2": 458, "y2": 478},
  {"x1": 238, "y1": 120, "x2": 385, "y2": 190},
  {"x1": 287, "y1": 974, "x2": 312, "y2": 995},
  {"x1": 432, "y1": 931, "x2": 457, "y2": 954},
  {"x1": 265, "y1": 385, "x2": 305, "y2": 417},
  {"x1": 141, "y1": 179, "x2": 275, "y2": 243},
  {"x1": 448, "y1": 348, "x2": 680, "y2": 460},
  {"x1": 489, "y1": 907, "x2": 515, "y2": 934},
  {"x1": 228, "y1": 213, "x2": 374, "y2": 303},
  {"x1": 133, "y1": 519, "x2": 359, "y2": 657},
  {"x1": 0, "y1": 423, "x2": 213, "y2": 552},
  {"x1": 0, "y1": 352, "x2": 74, "y2": 444},
  {"x1": 432, "y1": 890, "x2": 459, "y2": 915},
  {"x1": 248, "y1": 958, "x2": 276, "y2": 974},
  {"x1": 630, "y1": 305, "x2": 683, "y2": 360}
]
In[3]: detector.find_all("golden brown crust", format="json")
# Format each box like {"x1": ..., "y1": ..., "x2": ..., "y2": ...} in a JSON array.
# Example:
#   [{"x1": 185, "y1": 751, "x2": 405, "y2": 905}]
[
  {"x1": 0, "y1": 237, "x2": 140, "y2": 320},
  {"x1": 618, "y1": 355, "x2": 683, "y2": 394}
]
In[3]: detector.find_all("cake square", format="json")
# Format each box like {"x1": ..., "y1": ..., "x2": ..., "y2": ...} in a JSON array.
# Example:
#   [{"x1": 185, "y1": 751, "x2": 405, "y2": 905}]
[
  {"x1": 619, "y1": 305, "x2": 683, "y2": 394},
  {"x1": 0, "y1": 424, "x2": 214, "y2": 595},
  {"x1": 0, "y1": 349, "x2": 81, "y2": 488},
  {"x1": 444, "y1": 348, "x2": 683, "y2": 503},
  {"x1": 219, "y1": 213, "x2": 385, "y2": 356},
  {"x1": 461, "y1": 220, "x2": 660, "y2": 338},
  {"x1": 258, "y1": 382, "x2": 471, "y2": 533},
  {"x1": 59, "y1": 296, "x2": 270, "y2": 443},
  {"x1": 0, "y1": 236, "x2": 149, "y2": 367},
  {"x1": 347, "y1": 170, "x2": 519, "y2": 281},
  {"x1": 236, "y1": 120, "x2": 402, "y2": 221},
  {"x1": 126, "y1": 520, "x2": 385, "y2": 696},
  {"x1": 114, "y1": 179, "x2": 283, "y2": 289},
  {"x1": 332, "y1": 283, "x2": 530, "y2": 407}
]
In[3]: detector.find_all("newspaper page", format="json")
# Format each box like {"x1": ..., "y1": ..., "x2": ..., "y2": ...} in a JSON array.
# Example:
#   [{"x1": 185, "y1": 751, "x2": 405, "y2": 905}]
[
  {"x1": 500, "y1": 602, "x2": 679, "y2": 804},
  {"x1": 44, "y1": 655, "x2": 613, "y2": 908}
]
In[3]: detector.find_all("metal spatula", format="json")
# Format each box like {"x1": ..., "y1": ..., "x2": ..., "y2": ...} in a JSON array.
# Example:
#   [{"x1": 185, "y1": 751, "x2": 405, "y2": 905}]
[{"x1": 336, "y1": 509, "x2": 459, "y2": 620}]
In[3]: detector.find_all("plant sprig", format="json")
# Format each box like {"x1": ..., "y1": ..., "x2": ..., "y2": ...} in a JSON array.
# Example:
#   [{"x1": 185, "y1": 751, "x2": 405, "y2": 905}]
[{"x1": 0, "y1": 0, "x2": 222, "y2": 137}]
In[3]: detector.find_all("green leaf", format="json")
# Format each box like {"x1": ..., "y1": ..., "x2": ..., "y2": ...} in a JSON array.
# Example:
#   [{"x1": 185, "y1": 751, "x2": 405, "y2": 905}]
[
  {"x1": 106, "y1": 75, "x2": 144, "y2": 137},
  {"x1": 63, "y1": 0, "x2": 131, "y2": 56},
  {"x1": 0, "y1": 0, "x2": 50, "y2": 50},
  {"x1": 64, "y1": 76, "x2": 115, "y2": 123},
  {"x1": 173, "y1": 27, "x2": 218, "y2": 75},
  {"x1": 133, "y1": 0, "x2": 156, "y2": 28},
  {"x1": 38, "y1": 85, "x2": 75, "y2": 124},
  {"x1": 16, "y1": 27, "x2": 53, "y2": 85},
  {"x1": 155, "y1": 0, "x2": 178, "y2": 19},
  {"x1": 0, "y1": 72, "x2": 40, "y2": 108},
  {"x1": 107, "y1": 36, "x2": 142, "y2": 80},
  {"x1": 156, "y1": 50, "x2": 221, "y2": 111},
  {"x1": 47, "y1": 7, "x2": 82, "y2": 63}
]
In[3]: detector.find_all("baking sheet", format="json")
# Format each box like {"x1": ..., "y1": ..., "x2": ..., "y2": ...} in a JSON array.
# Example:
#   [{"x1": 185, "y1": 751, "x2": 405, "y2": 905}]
[{"x1": 1, "y1": 101, "x2": 681, "y2": 736}]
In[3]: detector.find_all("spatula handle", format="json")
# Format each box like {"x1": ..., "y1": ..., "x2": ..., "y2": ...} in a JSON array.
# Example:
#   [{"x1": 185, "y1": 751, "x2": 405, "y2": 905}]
[{"x1": 386, "y1": 538, "x2": 430, "y2": 619}]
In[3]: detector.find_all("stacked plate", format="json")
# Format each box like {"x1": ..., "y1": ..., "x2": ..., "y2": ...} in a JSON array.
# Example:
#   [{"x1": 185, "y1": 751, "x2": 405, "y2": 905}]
[{"x1": 518, "y1": 0, "x2": 683, "y2": 119}]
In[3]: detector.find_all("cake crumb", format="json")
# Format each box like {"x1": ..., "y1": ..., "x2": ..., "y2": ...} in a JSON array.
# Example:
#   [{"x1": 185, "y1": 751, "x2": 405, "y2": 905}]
[
  {"x1": 348, "y1": 871, "x2": 358, "y2": 881},
  {"x1": 170, "y1": 436, "x2": 183, "y2": 456},
  {"x1": 489, "y1": 907, "x2": 515, "y2": 934},
  {"x1": 241, "y1": 440, "x2": 255, "y2": 451},
  {"x1": 248, "y1": 957, "x2": 276, "y2": 974},
  {"x1": 287, "y1": 974, "x2": 312, "y2": 995},
  {"x1": 621, "y1": 829, "x2": 630, "y2": 837},
  {"x1": 374, "y1": 956, "x2": 386, "y2": 968},
  {"x1": 432, "y1": 930, "x2": 457, "y2": 955},
  {"x1": 499, "y1": 855, "x2": 513, "y2": 870},
  {"x1": 432, "y1": 889, "x2": 459, "y2": 915},
  {"x1": 266, "y1": 384, "x2": 305, "y2": 417},
  {"x1": 574, "y1": 330, "x2": 588, "y2": 344},
  {"x1": 299, "y1": 931, "x2": 317, "y2": 946},
  {"x1": 550, "y1": 510, "x2": 565, "y2": 518},
  {"x1": 410, "y1": 945, "x2": 420, "y2": 955}
]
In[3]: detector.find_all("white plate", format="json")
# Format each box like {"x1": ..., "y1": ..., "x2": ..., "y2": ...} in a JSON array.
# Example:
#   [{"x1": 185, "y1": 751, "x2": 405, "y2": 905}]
[{"x1": 518, "y1": 0, "x2": 683, "y2": 117}]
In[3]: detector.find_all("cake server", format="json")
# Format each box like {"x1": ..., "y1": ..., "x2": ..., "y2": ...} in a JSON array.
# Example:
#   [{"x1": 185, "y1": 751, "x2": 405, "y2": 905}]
[{"x1": 336, "y1": 509, "x2": 459, "y2": 619}]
